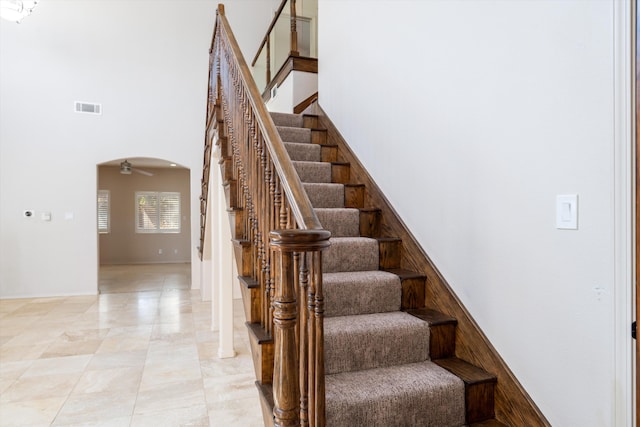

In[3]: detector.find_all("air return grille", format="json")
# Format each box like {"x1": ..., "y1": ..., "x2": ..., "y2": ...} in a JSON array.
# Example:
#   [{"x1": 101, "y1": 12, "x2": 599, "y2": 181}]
[{"x1": 74, "y1": 101, "x2": 102, "y2": 115}]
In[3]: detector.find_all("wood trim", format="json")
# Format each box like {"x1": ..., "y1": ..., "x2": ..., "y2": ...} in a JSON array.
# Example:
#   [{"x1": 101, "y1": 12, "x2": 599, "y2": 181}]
[
  {"x1": 635, "y1": 1, "x2": 639, "y2": 423},
  {"x1": 294, "y1": 92, "x2": 318, "y2": 114},
  {"x1": 311, "y1": 103, "x2": 551, "y2": 427},
  {"x1": 215, "y1": 9, "x2": 322, "y2": 231},
  {"x1": 262, "y1": 56, "x2": 318, "y2": 103}
]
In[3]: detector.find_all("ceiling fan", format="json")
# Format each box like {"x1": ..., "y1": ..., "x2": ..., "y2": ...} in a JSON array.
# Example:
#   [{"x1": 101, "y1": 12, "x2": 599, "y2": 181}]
[{"x1": 120, "y1": 160, "x2": 153, "y2": 177}]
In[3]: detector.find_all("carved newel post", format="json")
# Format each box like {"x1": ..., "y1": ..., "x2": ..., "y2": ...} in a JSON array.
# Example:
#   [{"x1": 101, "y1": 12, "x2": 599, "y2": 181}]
[{"x1": 270, "y1": 229, "x2": 330, "y2": 427}]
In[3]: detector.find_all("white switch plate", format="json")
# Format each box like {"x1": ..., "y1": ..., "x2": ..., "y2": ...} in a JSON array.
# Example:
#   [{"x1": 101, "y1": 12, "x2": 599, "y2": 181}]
[
  {"x1": 41, "y1": 212, "x2": 52, "y2": 222},
  {"x1": 556, "y1": 194, "x2": 578, "y2": 229}
]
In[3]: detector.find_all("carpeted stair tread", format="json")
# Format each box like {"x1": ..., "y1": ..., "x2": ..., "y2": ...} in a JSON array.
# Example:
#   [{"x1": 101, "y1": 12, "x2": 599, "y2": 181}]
[
  {"x1": 325, "y1": 360, "x2": 466, "y2": 427},
  {"x1": 293, "y1": 160, "x2": 331, "y2": 183},
  {"x1": 277, "y1": 125, "x2": 311, "y2": 143},
  {"x1": 270, "y1": 112, "x2": 304, "y2": 128},
  {"x1": 324, "y1": 312, "x2": 430, "y2": 374},
  {"x1": 324, "y1": 271, "x2": 401, "y2": 317},
  {"x1": 314, "y1": 208, "x2": 360, "y2": 237},
  {"x1": 303, "y1": 183, "x2": 345, "y2": 208},
  {"x1": 269, "y1": 110, "x2": 471, "y2": 427},
  {"x1": 323, "y1": 237, "x2": 379, "y2": 273},
  {"x1": 284, "y1": 142, "x2": 321, "y2": 162}
]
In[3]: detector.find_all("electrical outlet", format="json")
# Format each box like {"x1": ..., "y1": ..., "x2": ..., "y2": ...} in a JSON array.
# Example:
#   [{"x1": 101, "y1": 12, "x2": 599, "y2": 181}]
[
  {"x1": 158, "y1": 249, "x2": 163, "y2": 255},
  {"x1": 174, "y1": 249, "x2": 178, "y2": 254}
]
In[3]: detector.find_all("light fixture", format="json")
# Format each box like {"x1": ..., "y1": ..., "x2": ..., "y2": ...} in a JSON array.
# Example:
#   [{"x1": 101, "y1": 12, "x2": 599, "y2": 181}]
[
  {"x1": 120, "y1": 160, "x2": 132, "y2": 175},
  {"x1": 169, "y1": 163, "x2": 177, "y2": 167},
  {"x1": 0, "y1": 0, "x2": 38, "y2": 23}
]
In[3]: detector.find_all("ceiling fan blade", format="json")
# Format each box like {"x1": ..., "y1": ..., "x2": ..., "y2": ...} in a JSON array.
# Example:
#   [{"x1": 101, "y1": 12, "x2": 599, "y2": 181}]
[{"x1": 132, "y1": 167, "x2": 154, "y2": 177}]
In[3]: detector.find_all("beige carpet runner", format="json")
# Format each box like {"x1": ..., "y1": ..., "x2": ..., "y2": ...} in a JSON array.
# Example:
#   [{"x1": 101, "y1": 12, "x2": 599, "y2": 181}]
[{"x1": 271, "y1": 112, "x2": 466, "y2": 427}]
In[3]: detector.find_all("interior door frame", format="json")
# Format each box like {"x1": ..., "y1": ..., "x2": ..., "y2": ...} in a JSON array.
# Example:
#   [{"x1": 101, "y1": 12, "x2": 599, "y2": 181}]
[
  {"x1": 613, "y1": 1, "x2": 635, "y2": 425},
  {"x1": 634, "y1": 0, "x2": 639, "y2": 423},
  {"x1": 633, "y1": 1, "x2": 639, "y2": 424}
]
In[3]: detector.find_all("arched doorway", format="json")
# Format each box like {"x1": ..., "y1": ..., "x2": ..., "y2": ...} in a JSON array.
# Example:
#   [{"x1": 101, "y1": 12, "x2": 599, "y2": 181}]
[{"x1": 97, "y1": 157, "x2": 191, "y2": 294}]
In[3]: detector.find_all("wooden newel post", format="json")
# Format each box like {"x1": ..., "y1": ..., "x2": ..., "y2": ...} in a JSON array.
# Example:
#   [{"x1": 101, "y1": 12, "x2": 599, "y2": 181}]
[{"x1": 270, "y1": 229, "x2": 330, "y2": 427}]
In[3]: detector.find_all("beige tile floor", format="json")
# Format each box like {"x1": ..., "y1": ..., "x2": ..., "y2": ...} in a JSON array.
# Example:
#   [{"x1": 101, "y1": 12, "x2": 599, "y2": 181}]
[{"x1": 0, "y1": 263, "x2": 263, "y2": 427}]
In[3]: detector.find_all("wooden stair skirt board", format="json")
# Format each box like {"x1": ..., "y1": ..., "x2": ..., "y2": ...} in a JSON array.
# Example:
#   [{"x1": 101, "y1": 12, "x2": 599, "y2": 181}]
[{"x1": 221, "y1": 108, "x2": 550, "y2": 426}]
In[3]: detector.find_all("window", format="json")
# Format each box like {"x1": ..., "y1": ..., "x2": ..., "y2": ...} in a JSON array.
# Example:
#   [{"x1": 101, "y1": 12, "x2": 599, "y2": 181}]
[
  {"x1": 135, "y1": 191, "x2": 181, "y2": 233},
  {"x1": 97, "y1": 190, "x2": 110, "y2": 234}
]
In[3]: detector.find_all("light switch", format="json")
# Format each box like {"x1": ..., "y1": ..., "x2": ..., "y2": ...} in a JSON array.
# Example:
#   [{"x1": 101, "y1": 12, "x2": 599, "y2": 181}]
[
  {"x1": 41, "y1": 212, "x2": 52, "y2": 222},
  {"x1": 556, "y1": 194, "x2": 578, "y2": 229}
]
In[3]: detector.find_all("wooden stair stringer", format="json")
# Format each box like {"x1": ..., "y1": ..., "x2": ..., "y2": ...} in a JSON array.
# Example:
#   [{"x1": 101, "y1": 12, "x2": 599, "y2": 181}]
[{"x1": 305, "y1": 104, "x2": 551, "y2": 427}]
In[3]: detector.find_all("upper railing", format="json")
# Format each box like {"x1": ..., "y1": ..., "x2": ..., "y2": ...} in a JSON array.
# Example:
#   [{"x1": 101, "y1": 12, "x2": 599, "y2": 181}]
[
  {"x1": 202, "y1": 5, "x2": 329, "y2": 426},
  {"x1": 250, "y1": 0, "x2": 318, "y2": 96}
]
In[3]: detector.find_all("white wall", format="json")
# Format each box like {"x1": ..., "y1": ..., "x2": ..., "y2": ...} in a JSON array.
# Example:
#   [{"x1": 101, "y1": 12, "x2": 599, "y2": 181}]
[
  {"x1": 0, "y1": 0, "x2": 279, "y2": 298},
  {"x1": 0, "y1": 0, "x2": 214, "y2": 297},
  {"x1": 319, "y1": 0, "x2": 630, "y2": 425},
  {"x1": 267, "y1": 71, "x2": 318, "y2": 113}
]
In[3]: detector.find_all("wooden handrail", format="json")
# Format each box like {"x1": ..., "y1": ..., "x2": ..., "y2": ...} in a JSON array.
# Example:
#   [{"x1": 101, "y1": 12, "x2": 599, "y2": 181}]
[
  {"x1": 251, "y1": 0, "x2": 288, "y2": 67},
  {"x1": 216, "y1": 6, "x2": 320, "y2": 231},
  {"x1": 203, "y1": 4, "x2": 329, "y2": 426},
  {"x1": 250, "y1": 0, "x2": 304, "y2": 95}
]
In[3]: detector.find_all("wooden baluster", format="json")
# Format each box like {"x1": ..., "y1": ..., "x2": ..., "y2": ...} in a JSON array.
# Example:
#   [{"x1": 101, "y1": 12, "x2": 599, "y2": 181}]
[
  {"x1": 280, "y1": 192, "x2": 289, "y2": 230},
  {"x1": 311, "y1": 250, "x2": 326, "y2": 427},
  {"x1": 299, "y1": 254, "x2": 309, "y2": 427},
  {"x1": 307, "y1": 253, "x2": 316, "y2": 425},
  {"x1": 290, "y1": 0, "x2": 299, "y2": 56},
  {"x1": 266, "y1": 34, "x2": 271, "y2": 86}
]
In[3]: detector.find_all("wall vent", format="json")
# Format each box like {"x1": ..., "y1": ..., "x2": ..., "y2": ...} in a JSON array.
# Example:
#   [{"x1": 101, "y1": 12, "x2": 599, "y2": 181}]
[{"x1": 74, "y1": 101, "x2": 102, "y2": 115}]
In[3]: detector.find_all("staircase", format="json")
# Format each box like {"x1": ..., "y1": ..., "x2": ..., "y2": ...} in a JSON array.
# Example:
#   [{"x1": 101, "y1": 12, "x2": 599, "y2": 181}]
[
  {"x1": 259, "y1": 111, "x2": 499, "y2": 426},
  {"x1": 202, "y1": 5, "x2": 549, "y2": 427}
]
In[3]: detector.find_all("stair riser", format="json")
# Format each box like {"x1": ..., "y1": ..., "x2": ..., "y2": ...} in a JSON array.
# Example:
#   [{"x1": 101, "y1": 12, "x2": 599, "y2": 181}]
[
  {"x1": 248, "y1": 332, "x2": 274, "y2": 385},
  {"x1": 466, "y1": 383, "x2": 496, "y2": 424},
  {"x1": 331, "y1": 163, "x2": 350, "y2": 184},
  {"x1": 321, "y1": 145, "x2": 338, "y2": 162},
  {"x1": 430, "y1": 323, "x2": 456, "y2": 359},
  {"x1": 378, "y1": 239, "x2": 402, "y2": 269},
  {"x1": 359, "y1": 209, "x2": 381, "y2": 237},
  {"x1": 303, "y1": 115, "x2": 319, "y2": 128},
  {"x1": 256, "y1": 383, "x2": 276, "y2": 427},
  {"x1": 227, "y1": 209, "x2": 243, "y2": 240},
  {"x1": 233, "y1": 240, "x2": 253, "y2": 277},
  {"x1": 217, "y1": 135, "x2": 232, "y2": 158},
  {"x1": 311, "y1": 129, "x2": 327, "y2": 145},
  {"x1": 434, "y1": 358, "x2": 498, "y2": 425},
  {"x1": 240, "y1": 281, "x2": 261, "y2": 324},
  {"x1": 401, "y1": 276, "x2": 426, "y2": 310},
  {"x1": 344, "y1": 184, "x2": 364, "y2": 208},
  {"x1": 224, "y1": 180, "x2": 239, "y2": 209},
  {"x1": 219, "y1": 156, "x2": 234, "y2": 183}
]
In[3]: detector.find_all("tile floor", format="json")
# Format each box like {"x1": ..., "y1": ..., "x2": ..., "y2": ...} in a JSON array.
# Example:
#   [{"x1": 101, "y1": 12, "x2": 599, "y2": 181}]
[{"x1": 0, "y1": 263, "x2": 263, "y2": 426}]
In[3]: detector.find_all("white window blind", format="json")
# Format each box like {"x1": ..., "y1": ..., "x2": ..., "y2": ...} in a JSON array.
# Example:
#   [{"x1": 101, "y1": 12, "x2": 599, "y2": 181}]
[
  {"x1": 136, "y1": 191, "x2": 180, "y2": 233},
  {"x1": 97, "y1": 190, "x2": 110, "y2": 234}
]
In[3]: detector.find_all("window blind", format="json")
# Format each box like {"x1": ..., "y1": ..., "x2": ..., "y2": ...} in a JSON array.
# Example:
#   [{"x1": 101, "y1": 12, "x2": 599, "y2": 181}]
[
  {"x1": 97, "y1": 190, "x2": 110, "y2": 234},
  {"x1": 135, "y1": 191, "x2": 180, "y2": 233}
]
